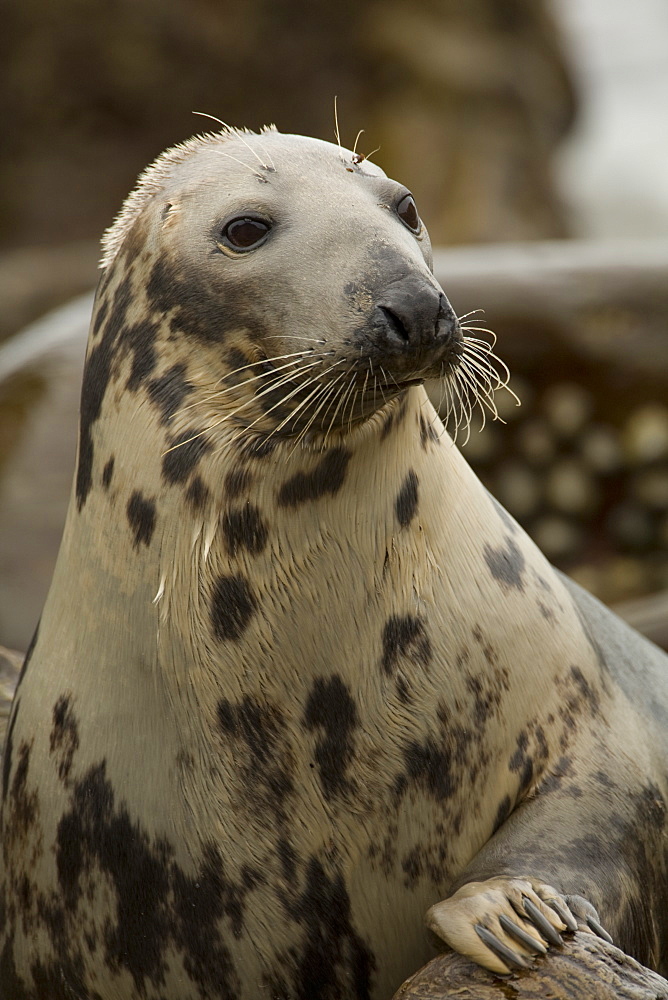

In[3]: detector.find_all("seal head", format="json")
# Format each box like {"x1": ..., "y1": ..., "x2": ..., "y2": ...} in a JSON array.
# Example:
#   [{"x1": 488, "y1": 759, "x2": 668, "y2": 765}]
[{"x1": 95, "y1": 128, "x2": 462, "y2": 454}]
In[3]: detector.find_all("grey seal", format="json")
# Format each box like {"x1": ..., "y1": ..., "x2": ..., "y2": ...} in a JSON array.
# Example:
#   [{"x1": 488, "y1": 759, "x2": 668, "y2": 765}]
[{"x1": 1, "y1": 127, "x2": 667, "y2": 1000}]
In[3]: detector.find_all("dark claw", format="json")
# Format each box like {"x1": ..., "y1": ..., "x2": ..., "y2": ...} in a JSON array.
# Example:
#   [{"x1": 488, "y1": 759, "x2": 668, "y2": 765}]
[
  {"x1": 547, "y1": 898, "x2": 578, "y2": 932},
  {"x1": 522, "y1": 898, "x2": 563, "y2": 947},
  {"x1": 587, "y1": 915, "x2": 614, "y2": 944},
  {"x1": 475, "y1": 923, "x2": 534, "y2": 970},
  {"x1": 499, "y1": 914, "x2": 547, "y2": 955}
]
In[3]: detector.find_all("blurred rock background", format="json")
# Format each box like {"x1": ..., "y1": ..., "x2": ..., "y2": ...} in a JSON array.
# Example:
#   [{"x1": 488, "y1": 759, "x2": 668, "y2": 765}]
[{"x1": 0, "y1": 0, "x2": 666, "y2": 650}]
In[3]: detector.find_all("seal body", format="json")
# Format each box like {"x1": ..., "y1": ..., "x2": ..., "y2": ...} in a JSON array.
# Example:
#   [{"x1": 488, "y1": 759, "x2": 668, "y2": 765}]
[{"x1": 1, "y1": 129, "x2": 667, "y2": 1000}]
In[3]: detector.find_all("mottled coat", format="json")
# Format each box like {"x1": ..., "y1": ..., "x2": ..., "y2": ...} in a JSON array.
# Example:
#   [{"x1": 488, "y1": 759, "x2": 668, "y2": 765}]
[{"x1": 1, "y1": 130, "x2": 667, "y2": 1000}]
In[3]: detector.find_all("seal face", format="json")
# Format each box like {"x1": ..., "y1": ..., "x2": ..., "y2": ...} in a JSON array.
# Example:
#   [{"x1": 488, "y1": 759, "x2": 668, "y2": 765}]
[{"x1": 1, "y1": 128, "x2": 668, "y2": 1000}]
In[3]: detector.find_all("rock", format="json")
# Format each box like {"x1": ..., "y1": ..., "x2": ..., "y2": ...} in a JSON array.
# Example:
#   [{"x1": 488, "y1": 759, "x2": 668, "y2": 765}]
[{"x1": 392, "y1": 933, "x2": 668, "y2": 999}]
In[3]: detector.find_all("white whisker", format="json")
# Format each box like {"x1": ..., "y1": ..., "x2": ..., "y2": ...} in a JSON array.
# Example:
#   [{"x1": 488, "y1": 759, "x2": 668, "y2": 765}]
[
  {"x1": 457, "y1": 308, "x2": 485, "y2": 323},
  {"x1": 176, "y1": 352, "x2": 317, "y2": 415},
  {"x1": 333, "y1": 96, "x2": 345, "y2": 164},
  {"x1": 214, "y1": 150, "x2": 264, "y2": 180},
  {"x1": 193, "y1": 111, "x2": 275, "y2": 170}
]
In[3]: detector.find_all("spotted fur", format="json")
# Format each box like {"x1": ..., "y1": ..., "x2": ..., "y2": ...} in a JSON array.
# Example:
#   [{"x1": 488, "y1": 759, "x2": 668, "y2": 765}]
[{"x1": 2, "y1": 129, "x2": 668, "y2": 1000}]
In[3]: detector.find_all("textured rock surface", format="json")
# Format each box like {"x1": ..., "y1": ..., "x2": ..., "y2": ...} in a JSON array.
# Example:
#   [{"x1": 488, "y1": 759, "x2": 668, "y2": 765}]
[{"x1": 393, "y1": 933, "x2": 668, "y2": 999}]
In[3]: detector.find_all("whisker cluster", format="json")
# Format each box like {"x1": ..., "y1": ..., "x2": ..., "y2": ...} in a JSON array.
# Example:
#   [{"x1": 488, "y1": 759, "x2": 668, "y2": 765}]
[
  {"x1": 438, "y1": 319, "x2": 520, "y2": 445},
  {"x1": 166, "y1": 344, "x2": 367, "y2": 457},
  {"x1": 163, "y1": 309, "x2": 517, "y2": 461}
]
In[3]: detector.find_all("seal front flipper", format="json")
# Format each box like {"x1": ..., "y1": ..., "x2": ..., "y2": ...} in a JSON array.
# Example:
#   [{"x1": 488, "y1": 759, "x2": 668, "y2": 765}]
[
  {"x1": 423, "y1": 752, "x2": 658, "y2": 977},
  {"x1": 556, "y1": 893, "x2": 613, "y2": 943},
  {"x1": 426, "y1": 877, "x2": 577, "y2": 974}
]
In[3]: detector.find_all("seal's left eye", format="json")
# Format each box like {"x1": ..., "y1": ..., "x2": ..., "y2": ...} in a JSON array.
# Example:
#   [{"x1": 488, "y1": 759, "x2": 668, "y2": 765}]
[
  {"x1": 396, "y1": 194, "x2": 421, "y2": 234},
  {"x1": 221, "y1": 216, "x2": 271, "y2": 251}
]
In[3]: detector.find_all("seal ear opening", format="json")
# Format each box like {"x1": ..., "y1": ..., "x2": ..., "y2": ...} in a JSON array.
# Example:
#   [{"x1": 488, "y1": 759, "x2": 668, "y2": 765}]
[{"x1": 161, "y1": 202, "x2": 181, "y2": 228}]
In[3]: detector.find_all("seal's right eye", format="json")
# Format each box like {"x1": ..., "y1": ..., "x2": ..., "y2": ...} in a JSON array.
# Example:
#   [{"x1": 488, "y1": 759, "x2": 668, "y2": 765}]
[{"x1": 220, "y1": 216, "x2": 271, "y2": 252}]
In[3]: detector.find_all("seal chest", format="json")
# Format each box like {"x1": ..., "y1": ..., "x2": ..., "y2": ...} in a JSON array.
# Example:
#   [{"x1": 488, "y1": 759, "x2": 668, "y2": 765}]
[{"x1": 2, "y1": 127, "x2": 668, "y2": 1000}]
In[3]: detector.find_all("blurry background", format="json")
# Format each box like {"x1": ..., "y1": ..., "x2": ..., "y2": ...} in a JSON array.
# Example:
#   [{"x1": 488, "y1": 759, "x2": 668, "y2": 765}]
[{"x1": 0, "y1": 0, "x2": 666, "y2": 651}]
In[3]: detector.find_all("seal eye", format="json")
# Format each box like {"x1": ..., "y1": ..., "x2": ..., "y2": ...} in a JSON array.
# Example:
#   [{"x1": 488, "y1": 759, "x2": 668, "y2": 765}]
[
  {"x1": 220, "y1": 216, "x2": 271, "y2": 252},
  {"x1": 396, "y1": 193, "x2": 421, "y2": 234}
]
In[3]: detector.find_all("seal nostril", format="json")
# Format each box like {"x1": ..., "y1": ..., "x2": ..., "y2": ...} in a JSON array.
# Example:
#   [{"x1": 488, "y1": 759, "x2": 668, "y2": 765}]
[
  {"x1": 435, "y1": 296, "x2": 460, "y2": 343},
  {"x1": 379, "y1": 306, "x2": 411, "y2": 344}
]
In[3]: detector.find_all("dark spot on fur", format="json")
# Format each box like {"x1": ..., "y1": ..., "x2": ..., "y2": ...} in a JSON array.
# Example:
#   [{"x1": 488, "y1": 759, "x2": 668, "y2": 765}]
[
  {"x1": 185, "y1": 475, "x2": 209, "y2": 510},
  {"x1": 147, "y1": 257, "x2": 251, "y2": 345},
  {"x1": 124, "y1": 322, "x2": 160, "y2": 392},
  {"x1": 304, "y1": 676, "x2": 358, "y2": 800},
  {"x1": 126, "y1": 491, "x2": 156, "y2": 548},
  {"x1": 419, "y1": 413, "x2": 440, "y2": 449},
  {"x1": 226, "y1": 347, "x2": 251, "y2": 375},
  {"x1": 256, "y1": 369, "x2": 295, "y2": 421},
  {"x1": 161, "y1": 429, "x2": 212, "y2": 485},
  {"x1": 76, "y1": 280, "x2": 162, "y2": 509},
  {"x1": 280, "y1": 855, "x2": 375, "y2": 1000},
  {"x1": 557, "y1": 666, "x2": 601, "y2": 732},
  {"x1": 400, "y1": 841, "x2": 449, "y2": 888},
  {"x1": 217, "y1": 696, "x2": 294, "y2": 821},
  {"x1": 396, "y1": 676, "x2": 411, "y2": 703},
  {"x1": 101, "y1": 456, "x2": 115, "y2": 489},
  {"x1": 51, "y1": 761, "x2": 243, "y2": 996},
  {"x1": 535, "y1": 725, "x2": 549, "y2": 761},
  {"x1": 493, "y1": 794, "x2": 512, "y2": 833},
  {"x1": 147, "y1": 363, "x2": 194, "y2": 424},
  {"x1": 222, "y1": 504, "x2": 268, "y2": 557},
  {"x1": 8, "y1": 741, "x2": 38, "y2": 839},
  {"x1": 49, "y1": 696, "x2": 80, "y2": 783},
  {"x1": 237, "y1": 433, "x2": 279, "y2": 459},
  {"x1": 569, "y1": 665, "x2": 600, "y2": 714},
  {"x1": 465, "y1": 671, "x2": 503, "y2": 726},
  {"x1": 509, "y1": 731, "x2": 534, "y2": 792},
  {"x1": 381, "y1": 615, "x2": 431, "y2": 675},
  {"x1": 380, "y1": 409, "x2": 396, "y2": 440},
  {"x1": 484, "y1": 536, "x2": 526, "y2": 590},
  {"x1": 278, "y1": 838, "x2": 298, "y2": 882},
  {"x1": 0, "y1": 935, "x2": 89, "y2": 1000},
  {"x1": 395, "y1": 469, "x2": 419, "y2": 528},
  {"x1": 277, "y1": 448, "x2": 352, "y2": 508},
  {"x1": 76, "y1": 276, "x2": 133, "y2": 509},
  {"x1": 210, "y1": 575, "x2": 256, "y2": 641},
  {"x1": 401, "y1": 848, "x2": 422, "y2": 886},
  {"x1": 120, "y1": 214, "x2": 149, "y2": 269},
  {"x1": 91, "y1": 295, "x2": 109, "y2": 338},
  {"x1": 398, "y1": 737, "x2": 457, "y2": 801},
  {"x1": 225, "y1": 467, "x2": 252, "y2": 499},
  {"x1": 379, "y1": 395, "x2": 409, "y2": 441},
  {"x1": 2, "y1": 623, "x2": 40, "y2": 802}
]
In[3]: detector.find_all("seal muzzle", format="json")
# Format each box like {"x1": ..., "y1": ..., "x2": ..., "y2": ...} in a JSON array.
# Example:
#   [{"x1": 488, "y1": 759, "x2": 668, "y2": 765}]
[{"x1": 369, "y1": 276, "x2": 462, "y2": 380}]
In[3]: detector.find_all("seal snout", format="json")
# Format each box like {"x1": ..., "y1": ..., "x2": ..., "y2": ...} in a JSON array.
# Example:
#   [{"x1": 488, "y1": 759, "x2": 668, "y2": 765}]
[{"x1": 373, "y1": 276, "x2": 462, "y2": 374}]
